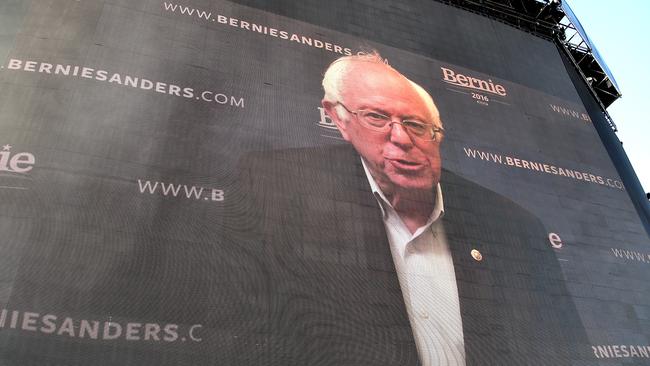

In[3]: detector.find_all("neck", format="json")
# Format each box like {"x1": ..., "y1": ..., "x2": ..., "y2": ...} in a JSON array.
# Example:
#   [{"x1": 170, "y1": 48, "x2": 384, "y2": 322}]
[{"x1": 383, "y1": 186, "x2": 436, "y2": 233}]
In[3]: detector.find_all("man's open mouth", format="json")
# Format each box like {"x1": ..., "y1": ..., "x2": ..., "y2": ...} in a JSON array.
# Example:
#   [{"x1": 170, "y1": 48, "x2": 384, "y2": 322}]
[
  {"x1": 386, "y1": 158, "x2": 423, "y2": 170},
  {"x1": 394, "y1": 159, "x2": 419, "y2": 166}
]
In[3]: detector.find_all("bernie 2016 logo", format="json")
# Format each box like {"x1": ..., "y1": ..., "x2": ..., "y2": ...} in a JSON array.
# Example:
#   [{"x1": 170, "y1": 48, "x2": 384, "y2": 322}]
[{"x1": 440, "y1": 67, "x2": 508, "y2": 106}]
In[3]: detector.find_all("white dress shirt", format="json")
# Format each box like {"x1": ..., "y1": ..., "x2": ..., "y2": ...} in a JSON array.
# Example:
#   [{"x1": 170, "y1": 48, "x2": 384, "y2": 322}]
[{"x1": 362, "y1": 159, "x2": 466, "y2": 366}]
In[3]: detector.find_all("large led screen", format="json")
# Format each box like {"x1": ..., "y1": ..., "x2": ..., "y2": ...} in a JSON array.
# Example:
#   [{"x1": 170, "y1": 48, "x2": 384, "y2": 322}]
[{"x1": 1, "y1": 0, "x2": 649, "y2": 365}]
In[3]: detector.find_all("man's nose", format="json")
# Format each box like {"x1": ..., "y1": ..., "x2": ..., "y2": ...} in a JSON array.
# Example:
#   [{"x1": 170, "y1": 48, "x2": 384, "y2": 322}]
[{"x1": 388, "y1": 122, "x2": 414, "y2": 147}]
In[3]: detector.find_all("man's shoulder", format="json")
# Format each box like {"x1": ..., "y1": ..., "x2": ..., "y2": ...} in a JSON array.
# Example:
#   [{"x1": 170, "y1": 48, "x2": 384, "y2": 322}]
[
  {"x1": 441, "y1": 170, "x2": 541, "y2": 225},
  {"x1": 242, "y1": 144, "x2": 358, "y2": 169},
  {"x1": 239, "y1": 144, "x2": 375, "y2": 207},
  {"x1": 240, "y1": 144, "x2": 366, "y2": 188},
  {"x1": 440, "y1": 169, "x2": 548, "y2": 251}
]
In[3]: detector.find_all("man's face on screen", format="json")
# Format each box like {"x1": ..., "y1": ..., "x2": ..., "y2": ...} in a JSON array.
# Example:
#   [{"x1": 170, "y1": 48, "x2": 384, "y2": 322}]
[{"x1": 326, "y1": 64, "x2": 442, "y2": 195}]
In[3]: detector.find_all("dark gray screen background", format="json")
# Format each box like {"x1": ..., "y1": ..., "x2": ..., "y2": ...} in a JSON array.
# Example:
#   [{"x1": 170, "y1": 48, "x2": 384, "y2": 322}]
[{"x1": 1, "y1": 0, "x2": 649, "y2": 365}]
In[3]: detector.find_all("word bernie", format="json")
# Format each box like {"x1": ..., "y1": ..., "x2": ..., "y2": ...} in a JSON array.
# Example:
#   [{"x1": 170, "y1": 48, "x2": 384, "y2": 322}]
[
  {"x1": 441, "y1": 67, "x2": 507, "y2": 96},
  {"x1": 0, "y1": 145, "x2": 35, "y2": 173}
]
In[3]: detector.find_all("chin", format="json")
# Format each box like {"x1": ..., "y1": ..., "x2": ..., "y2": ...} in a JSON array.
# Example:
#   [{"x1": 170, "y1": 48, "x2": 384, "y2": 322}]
[{"x1": 389, "y1": 176, "x2": 436, "y2": 192}]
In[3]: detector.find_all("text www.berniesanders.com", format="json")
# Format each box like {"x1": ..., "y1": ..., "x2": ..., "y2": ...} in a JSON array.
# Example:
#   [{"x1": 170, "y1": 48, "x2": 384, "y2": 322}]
[{"x1": 0, "y1": 309, "x2": 203, "y2": 343}]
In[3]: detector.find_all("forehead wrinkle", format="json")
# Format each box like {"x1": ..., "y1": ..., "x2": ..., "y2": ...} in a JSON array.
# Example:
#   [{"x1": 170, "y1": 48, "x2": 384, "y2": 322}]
[
  {"x1": 340, "y1": 62, "x2": 403, "y2": 96},
  {"x1": 344, "y1": 72, "x2": 432, "y2": 121},
  {"x1": 356, "y1": 96, "x2": 427, "y2": 119}
]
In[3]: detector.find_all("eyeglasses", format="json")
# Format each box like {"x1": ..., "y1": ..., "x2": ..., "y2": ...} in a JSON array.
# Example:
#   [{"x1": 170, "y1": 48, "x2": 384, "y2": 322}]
[{"x1": 337, "y1": 102, "x2": 444, "y2": 142}]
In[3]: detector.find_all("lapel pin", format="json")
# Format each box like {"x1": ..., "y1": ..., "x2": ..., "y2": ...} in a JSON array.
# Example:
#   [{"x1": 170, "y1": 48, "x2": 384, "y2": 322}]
[{"x1": 471, "y1": 249, "x2": 483, "y2": 261}]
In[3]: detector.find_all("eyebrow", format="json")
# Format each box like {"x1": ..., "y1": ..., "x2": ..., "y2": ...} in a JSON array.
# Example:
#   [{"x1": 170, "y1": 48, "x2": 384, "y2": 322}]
[
  {"x1": 358, "y1": 106, "x2": 390, "y2": 115},
  {"x1": 359, "y1": 106, "x2": 429, "y2": 122}
]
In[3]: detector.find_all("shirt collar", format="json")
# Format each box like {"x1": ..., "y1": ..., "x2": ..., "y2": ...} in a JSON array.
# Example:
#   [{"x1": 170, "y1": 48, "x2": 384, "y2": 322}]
[{"x1": 361, "y1": 157, "x2": 445, "y2": 224}]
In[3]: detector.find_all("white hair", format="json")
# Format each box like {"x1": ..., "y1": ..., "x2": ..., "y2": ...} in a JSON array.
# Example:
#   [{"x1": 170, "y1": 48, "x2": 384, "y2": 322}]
[
  {"x1": 321, "y1": 51, "x2": 442, "y2": 128},
  {"x1": 408, "y1": 80, "x2": 442, "y2": 128},
  {"x1": 322, "y1": 51, "x2": 388, "y2": 103}
]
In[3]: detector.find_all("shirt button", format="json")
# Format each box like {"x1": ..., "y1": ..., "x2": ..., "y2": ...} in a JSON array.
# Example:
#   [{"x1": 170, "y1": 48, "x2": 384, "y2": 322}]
[{"x1": 419, "y1": 311, "x2": 429, "y2": 319}]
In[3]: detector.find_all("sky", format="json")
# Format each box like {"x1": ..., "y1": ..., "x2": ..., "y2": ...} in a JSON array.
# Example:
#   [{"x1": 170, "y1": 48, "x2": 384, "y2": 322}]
[{"x1": 565, "y1": 0, "x2": 650, "y2": 193}]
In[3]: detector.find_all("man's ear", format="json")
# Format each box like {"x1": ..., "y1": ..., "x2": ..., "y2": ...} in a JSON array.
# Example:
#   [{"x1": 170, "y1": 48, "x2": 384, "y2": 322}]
[{"x1": 322, "y1": 100, "x2": 351, "y2": 141}]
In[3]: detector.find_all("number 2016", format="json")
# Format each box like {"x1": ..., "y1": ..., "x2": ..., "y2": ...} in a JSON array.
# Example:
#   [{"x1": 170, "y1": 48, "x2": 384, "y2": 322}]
[{"x1": 472, "y1": 93, "x2": 489, "y2": 101}]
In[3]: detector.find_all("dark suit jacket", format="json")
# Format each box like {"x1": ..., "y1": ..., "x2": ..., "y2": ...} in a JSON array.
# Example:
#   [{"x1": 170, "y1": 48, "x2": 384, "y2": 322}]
[
  {"x1": 239, "y1": 144, "x2": 591, "y2": 366},
  {"x1": 3, "y1": 144, "x2": 590, "y2": 366}
]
